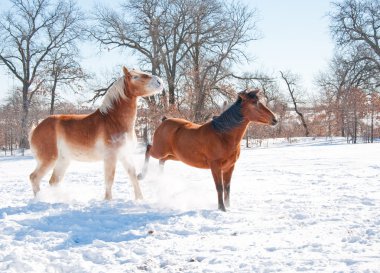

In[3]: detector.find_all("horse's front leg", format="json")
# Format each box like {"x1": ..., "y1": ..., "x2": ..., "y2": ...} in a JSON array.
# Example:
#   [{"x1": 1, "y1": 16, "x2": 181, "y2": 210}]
[
  {"x1": 210, "y1": 161, "x2": 226, "y2": 212},
  {"x1": 104, "y1": 156, "x2": 117, "y2": 200},
  {"x1": 120, "y1": 157, "x2": 143, "y2": 200},
  {"x1": 222, "y1": 165, "x2": 235, "y2": 208}
]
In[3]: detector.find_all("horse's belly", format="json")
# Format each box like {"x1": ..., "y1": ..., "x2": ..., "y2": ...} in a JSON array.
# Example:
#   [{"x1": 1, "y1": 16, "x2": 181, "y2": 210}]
[
  {"x1": 69, "y1": 148, "x2": 103, "y2": 162},
  {"x1": 176, "y1": 152, "x2": 210, "y2": 169},
  {"x1": 58, "y1": 139, "x2": 104, "y2": 162}
]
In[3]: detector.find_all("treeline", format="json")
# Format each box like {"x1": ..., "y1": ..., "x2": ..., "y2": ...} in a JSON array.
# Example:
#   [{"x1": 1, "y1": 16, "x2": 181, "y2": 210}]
[{"x1": 0, "y1": 0, "x2": 380, "y2": 153}]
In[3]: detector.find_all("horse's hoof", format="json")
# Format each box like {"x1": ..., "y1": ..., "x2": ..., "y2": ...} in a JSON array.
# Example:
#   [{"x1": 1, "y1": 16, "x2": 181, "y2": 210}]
[
  {"x1": 218, "y1": 205, "x2": 227, "y2": 212},
  {"x1": 137, "y1": 173, "x2": 144, "y2": 180}
]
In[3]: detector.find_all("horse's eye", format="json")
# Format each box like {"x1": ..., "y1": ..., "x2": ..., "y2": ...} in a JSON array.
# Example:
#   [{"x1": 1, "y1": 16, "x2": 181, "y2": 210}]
[{"x1": 133, "y1": 75, "x2": 139, "y2": 80}]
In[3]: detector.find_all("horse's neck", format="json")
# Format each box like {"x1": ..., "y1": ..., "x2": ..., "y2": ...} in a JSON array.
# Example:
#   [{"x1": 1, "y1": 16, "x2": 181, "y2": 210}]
[
  {"x1": 103, "y1": 97, "x2": 137, "y2": 132},
  {"x1": 223, "y1": 119, "x2": 250, "y2": 146}
]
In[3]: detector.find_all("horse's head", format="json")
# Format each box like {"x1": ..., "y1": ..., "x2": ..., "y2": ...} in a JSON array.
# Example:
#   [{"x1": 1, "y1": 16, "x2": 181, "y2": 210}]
[
  {"x1": 239, "y1": 89, "x2": 278, "y2": 126},
  {"x1": 123, "y1": 66, "x2": 163, "y2": 97}
]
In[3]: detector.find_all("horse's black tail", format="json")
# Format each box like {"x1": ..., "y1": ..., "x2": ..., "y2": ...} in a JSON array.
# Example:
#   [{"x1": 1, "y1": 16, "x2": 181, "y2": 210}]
[{"x1": 137, "y1": 144, "x2": 152, "y2": 180}]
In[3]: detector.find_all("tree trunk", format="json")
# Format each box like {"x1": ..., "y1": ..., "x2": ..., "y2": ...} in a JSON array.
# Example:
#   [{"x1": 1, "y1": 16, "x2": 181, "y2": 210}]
[
  {"x1": 370, "y1": 93, "x2": 374, "y2": 143},
  {"x1": 168, "y1": 79, "x2": 175, "y2": 105},
  {"x1": 193, "y1": 43, "x2": 205, "y2": 123},
  {"x1": 296, "y1": 111, "x2": 309, "y2": 137},
  {"x1": 194, "y1": 91, "x2": 206, "y2": 122},
  {"x1": 280, "y1": 71, "x2": 309, "y2": 137},
  {"x1": 353, "y1": 111, "x2": 357, "y2": 144},
  {"x1": 19, "y1": 85, "x2": 30, "y2": 150},
  {"x1": 50, "y1": 79, "x2": 58, "y2": 115},
  {"x1": 340, "y1": 108, "x2": 345, "y2": 137},
  {"x1": 352, "y1": 95, "x2": 358, "y2": 144}
]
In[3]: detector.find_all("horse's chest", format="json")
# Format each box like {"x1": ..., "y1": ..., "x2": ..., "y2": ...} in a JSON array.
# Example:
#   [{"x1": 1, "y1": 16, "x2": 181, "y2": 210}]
[{"x1": 220, "y1": 150, "x2": 240, "y2": 169}]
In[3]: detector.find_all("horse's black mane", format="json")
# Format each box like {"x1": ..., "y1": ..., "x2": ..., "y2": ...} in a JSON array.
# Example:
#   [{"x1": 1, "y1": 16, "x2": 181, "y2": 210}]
[{"x1": 212, "y1": 97, "x2": 244, "y2": 132}]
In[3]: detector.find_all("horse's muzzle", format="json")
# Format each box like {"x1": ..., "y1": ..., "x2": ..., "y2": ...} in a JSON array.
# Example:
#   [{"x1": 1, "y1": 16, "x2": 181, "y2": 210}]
[{"x1": 271, "y1": 118, "x2": 278, "y2": 126}]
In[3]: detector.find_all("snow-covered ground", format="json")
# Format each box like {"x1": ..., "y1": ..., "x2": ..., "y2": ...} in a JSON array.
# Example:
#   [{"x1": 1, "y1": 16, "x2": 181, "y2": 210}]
[{"x1": 0, "y1": 138, "x2": 379, "y2": 272}]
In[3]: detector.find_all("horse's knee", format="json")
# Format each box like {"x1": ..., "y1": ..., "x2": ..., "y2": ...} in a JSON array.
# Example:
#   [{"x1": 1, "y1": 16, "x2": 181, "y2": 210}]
[
  {"x1": 29, "y1": 172, "x2": 37, "y2": 182},
  {"x1": 29, "y1": 171, "x2": 41, "y2": 195},
  {"x1": 49, "y1": 175, "x2": 59, "y2": 186}
]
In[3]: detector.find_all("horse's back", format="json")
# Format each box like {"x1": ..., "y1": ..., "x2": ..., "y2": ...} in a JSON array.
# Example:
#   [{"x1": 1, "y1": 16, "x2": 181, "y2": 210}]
[{"x1": 154, "y1": 118, "x2": 200, "y2": 139}]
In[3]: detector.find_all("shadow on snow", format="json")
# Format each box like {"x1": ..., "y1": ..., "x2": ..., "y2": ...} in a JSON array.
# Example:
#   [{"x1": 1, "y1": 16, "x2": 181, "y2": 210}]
[{"x1": 4, "y1": 200, "x2": 212, "y2": 250}]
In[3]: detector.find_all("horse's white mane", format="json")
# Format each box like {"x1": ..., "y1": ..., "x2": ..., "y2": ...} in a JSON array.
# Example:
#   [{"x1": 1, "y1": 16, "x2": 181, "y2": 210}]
[{"x1": 99, "y1": 76, "x2": 127, "y2": 114}]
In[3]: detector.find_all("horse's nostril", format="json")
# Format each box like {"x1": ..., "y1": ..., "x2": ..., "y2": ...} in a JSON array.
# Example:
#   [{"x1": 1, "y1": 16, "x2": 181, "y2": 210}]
[{"x1": 272, "y1": 118, "x2": 278, "y2": 125}]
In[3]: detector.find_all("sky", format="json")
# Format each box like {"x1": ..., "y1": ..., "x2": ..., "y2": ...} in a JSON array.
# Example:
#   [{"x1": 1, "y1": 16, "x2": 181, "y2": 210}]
[
  {"x1": 244, "y1": 0, "x2": 335, "y2": 92},
  {"x1": 0, "y1": 0, "x2": 335, "y2": 102}
]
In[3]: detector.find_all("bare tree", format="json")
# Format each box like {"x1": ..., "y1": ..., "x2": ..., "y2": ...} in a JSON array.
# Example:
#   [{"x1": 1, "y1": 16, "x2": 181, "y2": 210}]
[
  {"x1": 328, "y1": 0, "x2": 380, "y2": 142},
  {"x1": 185, "y1": 1, "x2": 259, "y2": 122},
  {"x1": 155, "y1": 0, "x2": 198, "y2": 106},
  {"x1": 0, "y1": 0, "x2": 85, "y2": 149},
  {"x1": 43, "y1": 48, "x2": 88, "y2": 115},
  {"x1": 316, "y1": 48, "x2": 378, "y2": 142},
  {"x1": 0, "y1": 89, "x2": 47, "y2": 153},
  {"x1": 92, "y1": 0, "x2": 164, "y2": 76},
  {"x1": 91, "y1": 0, "x2": 165, "y2": 108},
  {"x1": 92, "y1": 0, "x2": 259, "y2": 120},
  {"x1": 330, "y1": 0, "x2": 380, "y2": 71},
  {"x1": 280, "y1": 71, "x2": 309, "y2": 137}
]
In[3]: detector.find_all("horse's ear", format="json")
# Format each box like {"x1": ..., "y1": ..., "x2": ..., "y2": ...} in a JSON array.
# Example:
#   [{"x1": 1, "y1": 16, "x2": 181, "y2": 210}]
[
  {"x1": 238, "y1": 90, "x2": 248, "y2": 100},
  {"x1": 122, "y1": 66, "x2": 132, "y2": 97},
  {"x1": 123, "y1": 66, "x2": 130, "y2": 77}
]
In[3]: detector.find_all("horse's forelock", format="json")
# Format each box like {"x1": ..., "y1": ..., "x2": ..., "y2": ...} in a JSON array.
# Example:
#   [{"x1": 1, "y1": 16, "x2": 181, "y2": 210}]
[{"x1": 99, "y1": 76, "x2": 127, "y2": 114}]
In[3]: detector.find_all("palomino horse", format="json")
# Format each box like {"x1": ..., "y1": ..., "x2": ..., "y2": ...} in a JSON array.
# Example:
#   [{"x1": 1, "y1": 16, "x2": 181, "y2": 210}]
[
  {"x1": 29, "y1": 67, "x2": 163, "y2": 200},
  {"x1": 138, "y1": 90, "x2": 277, "y2": 211}
]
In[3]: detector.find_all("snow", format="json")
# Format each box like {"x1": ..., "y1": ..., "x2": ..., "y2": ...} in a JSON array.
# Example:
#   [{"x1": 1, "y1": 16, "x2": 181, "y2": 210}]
[{"x1": 1, "y1": 138, "x2": 380, "y2": 272}]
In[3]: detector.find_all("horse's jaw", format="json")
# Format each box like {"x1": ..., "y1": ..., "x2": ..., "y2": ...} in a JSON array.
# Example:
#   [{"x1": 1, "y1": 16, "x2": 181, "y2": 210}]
[{"x1": 144, "y1": 75, "x2": 164, "y2": 96}]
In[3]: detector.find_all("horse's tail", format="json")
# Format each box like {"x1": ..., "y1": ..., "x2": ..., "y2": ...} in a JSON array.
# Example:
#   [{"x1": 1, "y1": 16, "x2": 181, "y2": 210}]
[{"x1": 137, "y1": 144, "x2": 152, "y2": 180}]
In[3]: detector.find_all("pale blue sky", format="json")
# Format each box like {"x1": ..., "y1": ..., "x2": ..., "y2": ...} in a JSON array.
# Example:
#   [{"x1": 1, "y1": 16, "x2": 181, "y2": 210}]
[
  {"x1": 244, "y1": 0, "x2": 334, "y2": 91},
  {"x1": 0, "y1": 0, "x2": 335, "y2": 101}
]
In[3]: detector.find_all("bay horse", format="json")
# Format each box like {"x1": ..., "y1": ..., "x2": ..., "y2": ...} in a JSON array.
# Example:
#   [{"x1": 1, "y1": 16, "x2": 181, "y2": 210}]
[
  {"x1": 29, "y1": 67, "x2": 163, "y2": 200},
  {"x1": 138, "y1": 90, "x2": 277, "y2": 211}
]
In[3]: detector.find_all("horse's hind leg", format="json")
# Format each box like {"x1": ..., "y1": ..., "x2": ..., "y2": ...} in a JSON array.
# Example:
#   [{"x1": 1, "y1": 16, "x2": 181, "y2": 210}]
[
  {"x1": 49, "y1": 157, "x2": 70, "y2": 186},
  {"x1": 137, "y1": 144, "x2": 151, "y2": 180},
  {"x1": 159, "y1": 159, "x2": 165, "y2": 173},
  {"x1": 104, "y1": 156, "x2": 117, "y2": 200},
  {"x1": 158, "y1": 155, "x2": 177, "y2": 174},
  {"x1": 30, "y1": 160, "x2": 55, "y2": 196}
]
